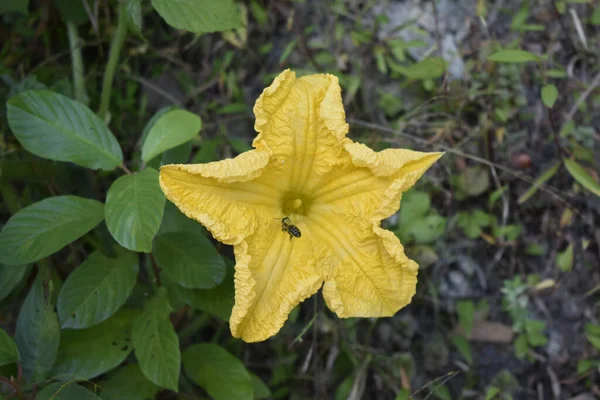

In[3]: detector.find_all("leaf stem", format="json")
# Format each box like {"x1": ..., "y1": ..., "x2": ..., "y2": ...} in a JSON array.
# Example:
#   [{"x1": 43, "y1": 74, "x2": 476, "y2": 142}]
[
  {"x1": 98, "y1": 1, "x2": 128, "y2": 120},
  {"x1": 149, "y1": 253, "x2": 162, "y2": 287},
  {"x1": 66, "y1": 21, "x2": 88, "y2": 105},
  {"x1": 121, "y1": 164, "x2": 132, "y2": 174}
]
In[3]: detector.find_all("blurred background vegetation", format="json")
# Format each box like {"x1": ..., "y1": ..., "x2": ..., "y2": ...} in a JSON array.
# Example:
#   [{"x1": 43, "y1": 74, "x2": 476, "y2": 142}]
[{"x1": 1, "y1": 0, "x2": 600, "y2": 399}]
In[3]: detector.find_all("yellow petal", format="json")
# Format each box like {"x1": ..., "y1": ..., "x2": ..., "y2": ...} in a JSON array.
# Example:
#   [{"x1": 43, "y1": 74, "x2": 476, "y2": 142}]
[
  {"x1": 307, "y1": 211, "x2": 417, "y2": 317},
  {"x1": 251, "y1": 69, "x2": 349, "y2": 193},
  {"x1": 312, "y1": 145, "x2": 443, "y2": 221},
  {"x1": 230, "y1": 219, "x2": 323, "y2": 342},
  {"x1": 159, "y1": 150, "x2": 281, "y2": 245}
]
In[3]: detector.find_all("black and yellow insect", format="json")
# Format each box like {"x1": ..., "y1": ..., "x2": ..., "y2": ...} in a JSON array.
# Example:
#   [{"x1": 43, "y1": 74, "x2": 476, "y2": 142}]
[{"x1": 281, "y1": 217, "x2": 301, "y2": 240}]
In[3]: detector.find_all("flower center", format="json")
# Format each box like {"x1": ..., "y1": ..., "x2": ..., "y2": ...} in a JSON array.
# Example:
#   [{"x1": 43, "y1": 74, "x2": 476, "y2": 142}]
[{"x1": 281, "y1": 193, "x2": 311, "y2": 217}]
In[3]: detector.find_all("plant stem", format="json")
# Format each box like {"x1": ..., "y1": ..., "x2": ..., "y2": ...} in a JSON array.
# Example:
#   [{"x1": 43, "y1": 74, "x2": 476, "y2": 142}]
[
  {"x1": 98, "y1": 1, "x2": 128, "y2": 120},
  {"x1": 66, "y1": 21, "x2": 88, "y2": 105}
]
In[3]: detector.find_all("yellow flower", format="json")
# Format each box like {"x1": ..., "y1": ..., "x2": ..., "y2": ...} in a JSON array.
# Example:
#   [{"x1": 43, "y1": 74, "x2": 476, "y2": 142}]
[{"x1": 159, "y1": 70, "x2": 442, "y2": 342}]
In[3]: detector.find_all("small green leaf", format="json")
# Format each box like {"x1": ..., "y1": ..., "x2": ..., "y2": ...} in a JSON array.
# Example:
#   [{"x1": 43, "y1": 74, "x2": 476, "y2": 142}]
[
  {"x1": 37, "y1": 382, "x2": 101, "y2": 400},
  {"x1": 451, "y1": 335, "x2": 472, "y2": 364},
  {"x1": 140, "y1": 106, "x2": 179, "y2": 145},
  {"x1": 0, "y1": 327, "x2": 19, "y2": 366},
  {"x1": 105, "y1": 168, "x2": 166, "y2": 252},
  {"x1": 456, "y1": 300, "x2": 475, "y2": 337},
  {"x1": 556, "y1": 244, "x2": 573, "y2": 272},
  {"x1": 183, "y1": 343, "x2": 253, "y2": 400},
  {"x1": 459, "y1": 166, "x2": 490, "y2": 197},
  {"x1": 279, "y1": 38, "x2": 298, "y2": 65},
  {"x1": 393, "y1": 57, "x2": 447, "y2": 80},
  {"x1": 487, "y1": 49, "x2": 539, "y2": 63},
  {"x1": 0, "y1": 0, "x2": 29, "y2": 14},
  {"x1": 125, "y1": 0, "x2": 143, "y2": 38},
  {"x1": 193, "y1": 137, "x2": 222, "y2": 163},
  {"x1": 564, "y1": 159, "x2": 600, "y2": 197},
  {"x1": 57, "y1": 248, "x2": 139, "y2": 329},
  {"x1": 584, "y1": 323, "x2": 600, "y2": 336},
  {"x1": 585, "y1": 334, "x2": 600, "y2": 351},
  {"x1": 0, "y1": 196, "x2": 104, "y2": 265},
  {"x1": 132, "y1": 289, "x2": 180, "y2": 392},
  {"x1": 485, "y1": 386, "x2": 501, "y2": 400},
  {"x1": 154, "y1": 231, "x2": 226, "y2": 289},
  {"x1": 53, "y1": 309, "x2": 138, "y2": 380},
  {"x1": 518, "y1": 163, "x2": 560, "y2": 204},
  {"x1": 541, "y1": 84, "x2": 558, "y2": 108},
  {"x1": 151, "y1": 0, "x2": 241, "y2": 34},
  {"x1": 54, "y1": 0, "x2": 90, "y2": 24},
  {"x1": 399, "y1": 190, "x2": 431, "y2": 224},
  {"x1": 141, "y1": 109, "x2": 201, "y2": 163},
  {"x1": 592, "y1": 7, "x2": 600, "y2": 25},
  {"x1": 514, "y1": 333, "x2": 528, "y2": 359},
  {"x1": 406, "y1": 214, "x2": 446, "y2": 244},
  {"x1": 250, "y1": 373, "x2": 271, "y2": 399},
  {"x1": 100, "y1": 363, "x2": 160, "y2": 400},
  {"x1": 432, "y1": 384, "x2": 452, "y2": 400},
  {"x1": 0, "y1": 265, "x2": 29, "y2": 302},
  {"x1": 7, "y1": 90, "x2": 123, "y2": 170},
  {"x1": 157, "y1": 201, "x2": 205, "y2": 236},
  {"x1": 15, "y1": 275, "x2": 60, "y2": 383},
  {"x1": 577, "y1": 358, "x2": 599, "y2": 375},
  {"x1": 164, "y1": 261, "x2": 235, "y2": 321}
]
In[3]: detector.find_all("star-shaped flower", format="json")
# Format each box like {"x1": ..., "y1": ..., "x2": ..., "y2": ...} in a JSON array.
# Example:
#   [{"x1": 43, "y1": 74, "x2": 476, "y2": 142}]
[{"x1": 159, "y1": 70, "x2": 442, "y2": 342}]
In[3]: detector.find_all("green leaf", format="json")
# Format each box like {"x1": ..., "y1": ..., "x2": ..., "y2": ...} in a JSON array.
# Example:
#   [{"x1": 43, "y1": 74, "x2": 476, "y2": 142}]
[
  {"x1": 399, "y1": 190, "x2": 431, "y2": 223},
  {"x1": 0, "y1": 196, "x2": 104, "y2": 266},
  {"x1": 57, "y1": 248, "x2": 138, "y2": 329},
  {"x1": 459, "y1": 166, "x2": 490, "y2": 197},
  {"x1": 406, "y1": 214, "x2": 446, "y2": 244},
  {"x1": 279, "y1": 39, "x2": 298, "y2": 65},
  {"x1": 0, "y1": 328, "x2": 19, "y2": 366},
  {"x1": 584, "y1": 323, "x2": 600, "y2": 336},
  {"x1": 556, "y1": 244, "x2": 573, "y2": 272},
  {"x1": 0, "y1": 0, "x2": 29, "y2": 14},
  {"x1": 37, "y1": 382, "x2": 101, "y2": 400},
  {"x1": 592, "y1": 7, "x2": 600, "y2": 25},
  {"x1": 250, "y1": 373, "x2": 271, "y2": 399},
  {"x1": 518, "y1": 163, "x2": 560, "y2": 204},
  {"x1": 100, "y1": 364, "x2": 160, "y2": 400},
  {"x1": 524, "y1": 320, "x2": 547, "y2": 346},
  {"x1": 564, "y1": 159, "x2": 600, "y2": 197},
  {"x1": 183, "y1": 343, "x2": 253, "y2": 400},
  {"x1": 54, "y1": 0, "x2": 90, "y2": 25},
  {"x1": 141, "y1": 109, "x2": 201, "y2": 163},
  {"x1": 125, "y1": 0, "x2": 143, "y2": 38},
  {"x1": 393, "y1": 57, "x2": 447, "y2": 80},
  {"x1": 157, "y1": 201, "x2": 205, "y2": 236},
  {"x1": 193, "y1": 137, "x2": 222, "y2": 163},
  {"x1": 164, "y1": 261, "x2": 235, "y2": 321},
  {"x1": 487, "y1": 49, "x2": 539, "y2": 63},
  {"x1": 152, "y1": 0, "x2": 241, "y2": 33},
  {"x1": 456, "y1": 300, "x2": 475, "y2": 337},
  {"x1": 0, "y1": 265, "x2": 29, "y2": 302},
  {"x1": 140, "y1": 106, "x2": 179, "y2": 145},
  {"x1": 132, "y1": 289, "x2": 180, "y2": 392},
  {"x1": 53, "y1": 309, "x2": 138, "y2": 380},
  {"x1": 105, "y1": 168, "x2": 165, "y2": 252},
  {"x1": 485, "y1": 387, "x2": 501, "y2": 400},
  {"x1": 585, "y1": 333, "x2": 600, "y2": 351},
  {"x1": 432, "y1": 384, "x2": 452, "y2": 400},
  {"x1": 577, "y1": 358, "x2": 600, "y2": 375},
  {"x1": 15, "y1": 275, "x2": 60, "y2": 383},
  {"x1": 541, "y1": 84, "x2": 558, "y2": 108},
  {"x1": 7, "y1": 90, "x2": 123, "y2": 170},
  {"x1": 451, "y1": 335, "x2": 473, "y2": 364},
  {"x1": 154, "y1": 231, "x2": 226, "y2": 289}
]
